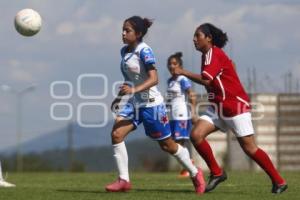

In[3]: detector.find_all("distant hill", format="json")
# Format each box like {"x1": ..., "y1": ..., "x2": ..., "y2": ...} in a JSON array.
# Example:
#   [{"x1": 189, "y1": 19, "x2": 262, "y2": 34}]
[{"x1": 1, "y1": 121, "x2": 146, "y2": 154}]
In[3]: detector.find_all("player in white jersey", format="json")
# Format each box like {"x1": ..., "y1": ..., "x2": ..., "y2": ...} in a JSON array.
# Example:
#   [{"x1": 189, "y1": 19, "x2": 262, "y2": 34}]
[
  {"x1": 0, "y1": 161, "x2": 15, "y2": 187},
  {"x1": 105, "y1": 16, "x2": 205, "y2": 194},
  {"x1": 166, "y1": 52, "x2": 197, "y2": 177}
]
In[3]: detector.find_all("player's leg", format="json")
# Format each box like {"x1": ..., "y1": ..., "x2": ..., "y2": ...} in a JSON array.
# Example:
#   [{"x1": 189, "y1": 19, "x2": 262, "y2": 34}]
[
  {"x1": 228, "y1": 112, "x2": 287, "y2": 194},
  {"x1": 237, "y1": 135, "x2": 287, "y2": 193},
  {"x1": 143, "y1": 104, "x2": 205, "y2": 194},
  {"x1": 105, "y1": 117, "x2": 135, "y2": 192},
  {"x1": 0, "y1": 160, "x2": 2, "y2": 180},
  {"x1": 158, "y1": 137, "x2": 196, "y2": 174},
  {"x1": 0, "y1": 161, "x2": 16, "y2": 187},
  {"x1": 157, "y1": 137, "x2": 206, "y2": 194},
  {"x1": 170, "y1": 120, "x2": 192, "y2": 177},
  {"x1": 190, "y1": 119, "x2": 227, "y2": 192},
  {"x1": 176, "y1": 139, "x2": 192, "y2": 177}
]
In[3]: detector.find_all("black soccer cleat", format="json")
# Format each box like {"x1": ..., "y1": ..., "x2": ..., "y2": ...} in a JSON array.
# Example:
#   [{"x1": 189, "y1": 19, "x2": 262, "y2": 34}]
[
  {"x1": 272, "y1": 183, "x2": 288, "y2": 194},
  {"x1": 205, "y1": 171, "x2": 227, "y2": 193}
]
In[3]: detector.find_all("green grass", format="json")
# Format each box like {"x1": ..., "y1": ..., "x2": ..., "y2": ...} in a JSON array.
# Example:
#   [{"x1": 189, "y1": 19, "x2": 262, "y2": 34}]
[{"x1": 0, "y1": 171, "x2": 299, "y2": 200}]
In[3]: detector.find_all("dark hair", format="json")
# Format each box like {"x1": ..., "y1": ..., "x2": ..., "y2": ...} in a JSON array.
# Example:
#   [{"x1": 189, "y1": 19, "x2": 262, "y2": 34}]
[
  {"x1": 197, "y1": 23, "x2": 228, "y2": 48},
  {"x1": 167, "y1": 52, "x2": 183, "y2": 67},
  {"x1": 125, "y1": 16, "x2": 153, "y2": 41}
]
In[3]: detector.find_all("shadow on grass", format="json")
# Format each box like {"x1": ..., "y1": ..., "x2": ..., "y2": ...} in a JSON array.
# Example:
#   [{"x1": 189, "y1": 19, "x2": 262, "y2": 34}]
[
  {"x1": 56, "y1": 189, "x2": 105, "y2": 194},
  {"x1": 56, "y1": 188, "x2": 257, "y2": 197},
  {"x1": 134, "y1": 188, "x2": 193, "y2": 193},
  {"x1": 56, "y1": 188, "x2": 194, "y2": 194}
]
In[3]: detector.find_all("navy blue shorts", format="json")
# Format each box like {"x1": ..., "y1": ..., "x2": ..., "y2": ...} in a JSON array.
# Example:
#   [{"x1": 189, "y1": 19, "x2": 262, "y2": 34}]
[
  {"x1": 118, "y1": 103, "x2": 171, "y2": 140},
  {"x1": 170, "y1": 119, "x2": 192, "y2": 140}
]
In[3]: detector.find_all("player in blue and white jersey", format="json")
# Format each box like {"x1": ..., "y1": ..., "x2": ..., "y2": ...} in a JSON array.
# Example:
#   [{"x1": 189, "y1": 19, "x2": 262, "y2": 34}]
[
  {"x1": 105, "y1": 16, "x2": 205, "y2": 194},
  {"x1": 166, "y1": 52, "x2": 197, "y2": 177}
]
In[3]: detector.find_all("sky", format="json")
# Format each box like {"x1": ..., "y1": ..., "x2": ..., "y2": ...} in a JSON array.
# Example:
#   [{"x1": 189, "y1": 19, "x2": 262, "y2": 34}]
[{"x1": 0, "y1": 0, "x2": 299, "y2": 150}]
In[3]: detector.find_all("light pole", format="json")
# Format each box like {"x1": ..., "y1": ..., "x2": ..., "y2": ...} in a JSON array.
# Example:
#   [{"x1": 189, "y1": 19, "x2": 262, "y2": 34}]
[{"x1": 1, "y1": 84, "x2": 36, "y2": 172}]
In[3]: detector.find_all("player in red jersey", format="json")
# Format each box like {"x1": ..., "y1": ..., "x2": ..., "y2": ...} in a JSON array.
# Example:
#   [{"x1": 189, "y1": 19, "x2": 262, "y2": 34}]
[{"x1": 173, "y1": 23, "x2": 287, "y2": 194}]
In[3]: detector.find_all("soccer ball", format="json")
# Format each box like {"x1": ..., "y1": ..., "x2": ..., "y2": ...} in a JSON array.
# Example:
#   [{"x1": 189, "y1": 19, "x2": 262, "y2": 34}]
[{"x1": 14, "y1": 8, "x2": 42, "y2": 37}]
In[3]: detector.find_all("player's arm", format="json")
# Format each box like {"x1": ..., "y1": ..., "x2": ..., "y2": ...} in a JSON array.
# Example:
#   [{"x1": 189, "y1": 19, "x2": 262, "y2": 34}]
[
  {"x1": 135, "y1": 65, "x2": 158, "y2": 93},
  {"x1": 174, "y1": 67, "x2": 212, "y2": 87},
  {"x1": 120, "y1": 65, "x2": 158, "y2": 95}
]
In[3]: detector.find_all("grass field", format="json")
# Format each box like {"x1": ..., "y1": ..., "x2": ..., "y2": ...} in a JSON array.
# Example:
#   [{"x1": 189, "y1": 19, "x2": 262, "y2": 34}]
[{"x1": 0, "y1": 171, "x2": 299, "y2": 200}]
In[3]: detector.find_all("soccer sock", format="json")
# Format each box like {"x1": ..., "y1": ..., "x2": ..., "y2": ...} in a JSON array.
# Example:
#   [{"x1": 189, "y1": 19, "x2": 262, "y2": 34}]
[
  {"x1": 250, "y1": 148, "x2": 285, "y2": 185},
  {"x1": 173, "y1": 144, "x2": 198, "y2": 177},
  {"x1": 113, "y1": 141, "x2": 129, "y2": 182},
  {"x1": 0, "y1": 161, "x2": 3, "y2": 180},
  {"x1": 195, "y1": 139, "x2": 222, "y2": 176}
]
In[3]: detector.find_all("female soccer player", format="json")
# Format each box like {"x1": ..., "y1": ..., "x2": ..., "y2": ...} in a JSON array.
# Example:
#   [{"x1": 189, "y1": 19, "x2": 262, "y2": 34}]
[
  {"x1": 166, "y1": 52, "x2": 196, "y2": 177},
  {"x1": 172, "y1": 23, "x2": 287, "y2": 194},
  {"x1": 105, "y1": 16, "x2": 205, "y2": 194}
]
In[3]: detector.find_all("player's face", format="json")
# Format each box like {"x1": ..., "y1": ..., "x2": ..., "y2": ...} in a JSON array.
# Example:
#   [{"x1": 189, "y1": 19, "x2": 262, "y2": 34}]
[
  {"x1": 122, "y1": 21, "x2": 139, "y2": 45},
  {"x1": 193, "y1": 29, "x2": 211, "y2": 52},
  {"x1": 168, "y1": 58, "x2": 180, "y2": 76}
]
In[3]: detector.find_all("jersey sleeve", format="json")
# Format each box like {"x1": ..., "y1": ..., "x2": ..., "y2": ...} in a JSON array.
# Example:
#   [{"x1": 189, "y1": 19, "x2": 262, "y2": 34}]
[
  {"x1": 140, "y1": 47, "x2": 156, "y2": 66},
  {"x1": 180, "y1": 76, "x2": 192, "y2": 91},
  {"x1": 201, "y1": 49, "x2": 222, "y2": 80}
]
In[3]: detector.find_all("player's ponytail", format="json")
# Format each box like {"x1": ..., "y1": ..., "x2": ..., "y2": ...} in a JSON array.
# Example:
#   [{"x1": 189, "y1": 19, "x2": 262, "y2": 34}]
[
  {"x1": 143, "y1": 18, "x2": 153, "y2": 29},
  {"x1": 198, "y1": 23, "x2": 228, "y2": 48},
  {"x1": 125, "y1": 16, "x2": 153, "y2": 41}
]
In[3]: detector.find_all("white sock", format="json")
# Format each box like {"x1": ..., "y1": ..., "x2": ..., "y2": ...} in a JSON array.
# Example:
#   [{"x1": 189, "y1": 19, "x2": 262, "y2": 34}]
[
  {"x1": 113, "y1": 141, "x2": 129, "y2": 182},
  {"x1": 173, "y1": 144, "x2": 198, "y2": 177},
  {"x1": 0, "y1": 161, "x2": 3, "y2": 180}
]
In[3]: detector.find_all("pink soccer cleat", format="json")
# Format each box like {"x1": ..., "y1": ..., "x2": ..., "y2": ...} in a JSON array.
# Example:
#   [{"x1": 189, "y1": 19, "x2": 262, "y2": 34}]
[
  {"x1": 105, "y1": 178, "x2": 132, "y2": 192},
  {"x1": 191, "y1": 168, "x2": 206, "y2": 194}
]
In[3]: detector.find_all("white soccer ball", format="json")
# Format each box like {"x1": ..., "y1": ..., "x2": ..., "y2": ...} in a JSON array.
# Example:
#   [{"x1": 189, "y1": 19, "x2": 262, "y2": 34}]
[{"x1": 14, "y1": 9, "x2": 42, "y2": 37}]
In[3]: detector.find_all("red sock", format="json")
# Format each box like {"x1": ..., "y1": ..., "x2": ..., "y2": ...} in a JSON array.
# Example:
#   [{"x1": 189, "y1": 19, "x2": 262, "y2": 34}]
[
  {"x1": 195, "y1": 139, "x2": 222, "y2": 176},
  {"x1": 250, "y1": 148, "x2": 285, "y2": 185}
]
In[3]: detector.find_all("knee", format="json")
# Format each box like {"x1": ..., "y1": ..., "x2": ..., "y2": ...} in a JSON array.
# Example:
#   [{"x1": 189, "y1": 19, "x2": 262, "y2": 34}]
[
  {"x1": 159, "y1": 143, "x2": 177, "y2": 154},
  {"x1": 241, "y1": 143, "x2": 258, "y2": 156},
  {"x1": 190, "y1": 129, "x2": 205, "y2": 144},
  {"x1": 111, "y1": 129, "x2": 124, "y2": 144},
  {"x1": 160, "y1": 143, "x2": 170, "y2": 153}
]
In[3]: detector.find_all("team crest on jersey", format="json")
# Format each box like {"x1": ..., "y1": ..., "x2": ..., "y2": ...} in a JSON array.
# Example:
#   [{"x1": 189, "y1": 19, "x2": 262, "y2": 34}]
[{"x1": 144, "y1": 55, "x2": 154, "y2": 63}]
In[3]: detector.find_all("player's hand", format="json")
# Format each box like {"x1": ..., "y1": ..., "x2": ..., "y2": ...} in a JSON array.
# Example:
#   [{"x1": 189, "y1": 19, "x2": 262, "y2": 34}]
[
  {"x1": 172, "y1": 66, "x2": 184, "y2": 76},
  {"x1": 120, "y1": 84, "x2": 135, "y2": 95}
]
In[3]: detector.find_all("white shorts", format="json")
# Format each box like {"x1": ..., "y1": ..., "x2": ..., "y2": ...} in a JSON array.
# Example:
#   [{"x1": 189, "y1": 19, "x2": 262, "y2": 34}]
[
  {"x1": 200, "y1": 106, "x2": 254, "y2": 137},
  {"x1": 168, "y1": 103, "x2": 190, "y2": 120}
]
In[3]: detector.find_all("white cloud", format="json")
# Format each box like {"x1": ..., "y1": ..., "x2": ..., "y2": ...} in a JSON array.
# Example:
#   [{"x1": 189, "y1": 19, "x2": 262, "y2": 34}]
[
  {"x1": 56, "y1": 22, "x2": 75, "y2": 35},
  {"x1": 5, "y1": 59, "x2": 51, "y2": 83},
  {"x1": 193, "y1": 3, "x2": 300, "y2": 50},
  {"x1": 55, "y1": 16, "x2": 122, "y2": 45},
  {"x1": 10, "y1": 69, "x2": 34, "y2": 82}
]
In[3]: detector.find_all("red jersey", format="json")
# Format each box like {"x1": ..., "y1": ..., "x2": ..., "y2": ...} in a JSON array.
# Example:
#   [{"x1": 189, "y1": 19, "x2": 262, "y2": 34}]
[{"x1": 201, "y1": 46, "x2": 250, "y2": 117}]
